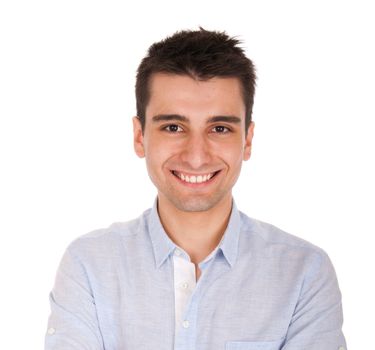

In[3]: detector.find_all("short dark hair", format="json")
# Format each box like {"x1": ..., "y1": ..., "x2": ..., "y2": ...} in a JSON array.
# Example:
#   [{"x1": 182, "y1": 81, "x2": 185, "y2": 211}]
[{"x1": 135, "y1": 27, "x2": 256, "y2": 133}]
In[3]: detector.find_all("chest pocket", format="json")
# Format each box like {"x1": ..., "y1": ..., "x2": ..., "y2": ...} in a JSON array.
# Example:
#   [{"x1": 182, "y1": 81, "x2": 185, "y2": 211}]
[{"x1": 226, "y1": 339, "x2": 283, "y2": 350}]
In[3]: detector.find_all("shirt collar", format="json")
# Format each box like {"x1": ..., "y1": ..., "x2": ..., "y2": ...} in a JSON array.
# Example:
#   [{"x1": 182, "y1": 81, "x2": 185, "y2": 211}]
[
  {"x1": 147, "y1": 197, "x2": 241, "y2": 269},
  {"x1": 148, "y1": 198, "x2": 177, "y2": 269},
  {"x1": 219, "y1": 199, "x2": 241, "y2": 267}
]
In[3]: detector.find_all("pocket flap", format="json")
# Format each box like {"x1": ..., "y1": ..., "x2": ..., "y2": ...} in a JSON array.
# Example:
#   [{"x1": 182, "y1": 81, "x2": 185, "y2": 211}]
[{"x1": 226, "y1": 339, "x2": 282, "y2": 350}]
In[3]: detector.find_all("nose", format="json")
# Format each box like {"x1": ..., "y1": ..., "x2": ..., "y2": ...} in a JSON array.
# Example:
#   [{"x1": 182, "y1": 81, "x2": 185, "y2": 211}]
[{"x1": 180, "y1": 133, "x2": 212, "y2": 170}]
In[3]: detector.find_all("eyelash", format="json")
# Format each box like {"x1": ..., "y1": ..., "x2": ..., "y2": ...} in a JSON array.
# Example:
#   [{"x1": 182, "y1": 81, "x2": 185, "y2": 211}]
[
  {"x1": 162, "y1": 124, "x2": 232, "y2": 133},
  {"x1": 212, "y1": 125, "x2": 231, "y2": 133},
  {"x1": 163, "y1": 124, "x2": 183, "y2": 133}
]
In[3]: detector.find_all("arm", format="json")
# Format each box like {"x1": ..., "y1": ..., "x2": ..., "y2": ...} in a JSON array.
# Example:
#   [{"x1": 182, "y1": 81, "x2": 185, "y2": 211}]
[
  {"x1": 282, "y1": 250, "x2": 347, "y2": 349},
  {"x1": 45, "y1": 245, "x2": 104, "y2": 350}
]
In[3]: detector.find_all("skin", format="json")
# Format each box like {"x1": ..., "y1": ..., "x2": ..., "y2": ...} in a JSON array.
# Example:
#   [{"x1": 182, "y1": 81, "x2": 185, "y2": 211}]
[{"x1": 133, "y1": 72, "x2": 255, "y2": 280}]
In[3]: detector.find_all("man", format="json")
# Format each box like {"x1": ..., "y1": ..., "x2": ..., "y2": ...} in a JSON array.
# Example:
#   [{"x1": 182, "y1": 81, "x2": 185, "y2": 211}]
[{"x1": 45, "y1": 28, "x2": 347, "y2": 350}]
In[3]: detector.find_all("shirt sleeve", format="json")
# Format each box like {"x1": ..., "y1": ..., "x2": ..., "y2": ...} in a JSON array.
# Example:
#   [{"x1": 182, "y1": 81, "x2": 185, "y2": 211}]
[
  {"x1": 44, "y1": 244, "x2": 104, "y2": 350},
  {"x1": 281, "y1": 250, "x2": 347, "y2": 350}
]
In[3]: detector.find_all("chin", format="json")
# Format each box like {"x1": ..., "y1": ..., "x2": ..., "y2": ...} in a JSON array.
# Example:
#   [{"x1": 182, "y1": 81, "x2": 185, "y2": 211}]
[{"x1": 168, "y1": 195, "x2": 224, "y2": 213}]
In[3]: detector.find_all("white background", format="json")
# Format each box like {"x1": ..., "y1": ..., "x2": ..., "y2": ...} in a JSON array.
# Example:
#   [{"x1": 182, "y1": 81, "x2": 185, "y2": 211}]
[{"x1": 0, "y1": 0, "x2": 374, "y2": 348}]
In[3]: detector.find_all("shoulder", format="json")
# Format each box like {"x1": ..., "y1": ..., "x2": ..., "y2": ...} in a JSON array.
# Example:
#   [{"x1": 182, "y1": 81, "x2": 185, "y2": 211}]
[
  {"x1": 66, "y1": 208, "x2": 152, "y2": 260},
  {"x1": 238, "y1": 211, "x2": 330, "y2": 265}
]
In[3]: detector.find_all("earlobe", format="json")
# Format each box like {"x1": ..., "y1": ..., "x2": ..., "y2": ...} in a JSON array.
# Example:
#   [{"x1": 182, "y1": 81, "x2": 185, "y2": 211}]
[
  {"x1": 133, "y1": 116, "x2": 145, "y2": 158},
  {"x1": 243, "y1": 121, "x2": 255, "y2": 161}
]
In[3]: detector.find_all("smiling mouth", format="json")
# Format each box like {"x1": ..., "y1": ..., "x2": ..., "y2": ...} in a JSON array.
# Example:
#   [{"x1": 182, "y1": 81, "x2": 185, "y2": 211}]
[{"x1": 171, "y1": 170, "x2": 221, "y2": 184}]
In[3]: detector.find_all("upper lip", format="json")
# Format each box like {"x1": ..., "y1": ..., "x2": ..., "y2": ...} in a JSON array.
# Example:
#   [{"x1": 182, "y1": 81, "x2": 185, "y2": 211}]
[{"x1": 171, "y1": 170, "x2": 220, "y2": 177}]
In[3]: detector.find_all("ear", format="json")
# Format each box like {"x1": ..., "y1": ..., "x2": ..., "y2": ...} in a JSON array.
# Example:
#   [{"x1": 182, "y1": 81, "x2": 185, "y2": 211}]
[
  {"x1": 243, "y1": 121, "x2": 255, "y2": 161},
  {"x1": 133, "y1": 116, "x2": 145, "y2": 158}
]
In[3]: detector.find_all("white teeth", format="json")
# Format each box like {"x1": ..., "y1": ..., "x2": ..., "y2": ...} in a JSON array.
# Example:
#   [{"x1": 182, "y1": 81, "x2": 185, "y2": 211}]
[{"x1": 174, "y1": 171, "x2": 217, "y2": 184}]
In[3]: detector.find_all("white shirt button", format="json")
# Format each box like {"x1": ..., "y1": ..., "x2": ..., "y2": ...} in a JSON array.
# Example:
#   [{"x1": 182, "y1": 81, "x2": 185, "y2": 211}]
[
  {"x1": 174, "y1": 249, "x2": 182, "y2": 256},
  {"x1": 47, "y1": 327, "x2": 56, "y2": 335},
  {"x1": 338, "y1": 347, "x2": 345, "y2": 350},
  {"x1": 181, "y1": 282, "x2": 189, "y2": 289},
  {"x1": 182, "y1": 320, "x2": 190, "y2": 328}
]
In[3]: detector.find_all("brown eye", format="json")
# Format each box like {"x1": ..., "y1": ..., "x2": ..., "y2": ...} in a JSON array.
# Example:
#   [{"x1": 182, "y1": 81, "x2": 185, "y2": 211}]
[
  {"x1": 212, "y1": 126, "x2": 230, "y2": 133},
  {"x1": 164, "y1": 124, "x2": 182, "y2": 132}
]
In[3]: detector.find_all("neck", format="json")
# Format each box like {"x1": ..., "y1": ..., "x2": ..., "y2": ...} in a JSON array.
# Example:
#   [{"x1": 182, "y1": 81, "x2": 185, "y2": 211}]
[{"x1": 157, "y1": 194, "x2": 233, "y2": 264}]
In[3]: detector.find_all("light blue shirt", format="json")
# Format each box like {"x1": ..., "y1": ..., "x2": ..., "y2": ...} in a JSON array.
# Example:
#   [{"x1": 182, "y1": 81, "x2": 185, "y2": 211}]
[{"x1": 45, "y1": 199, "x2": 346, "y2": 350}]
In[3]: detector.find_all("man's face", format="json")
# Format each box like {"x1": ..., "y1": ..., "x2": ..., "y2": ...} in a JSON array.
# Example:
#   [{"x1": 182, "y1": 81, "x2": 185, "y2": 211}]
[{"x1": 133, "y1": 73, "x2": 255, "y2": 212}]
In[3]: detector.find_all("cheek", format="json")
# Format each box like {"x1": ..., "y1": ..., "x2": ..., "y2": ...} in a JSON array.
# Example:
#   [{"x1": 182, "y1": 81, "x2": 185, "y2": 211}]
[
  {"x1": 215, "y1": 141, "x2": 244, "y2": 166},
  {"x1": 147, "y1": 134, "x2": 184, "y2": 158},
  {"x1": 144, "y1": 139, "x2": 175, "y2": 171}
]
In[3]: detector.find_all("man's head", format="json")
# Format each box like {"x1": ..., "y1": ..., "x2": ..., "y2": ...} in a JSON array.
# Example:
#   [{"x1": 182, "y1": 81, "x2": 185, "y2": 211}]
[
  {"x1": 133, "y1": 28, "x2": 256, "y2": 213},
  {"x1": 135, "y1": 27, "x2": 256, "y2": 135}
]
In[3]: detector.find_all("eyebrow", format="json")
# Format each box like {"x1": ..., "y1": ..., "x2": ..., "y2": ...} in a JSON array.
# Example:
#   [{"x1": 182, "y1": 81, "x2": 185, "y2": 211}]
[
  {"x1": 152, "y1": 114, "x2": 241, "y2": 124},
  {"x1": 152, "y1": 114, "x2": 189, "y2": 123},
  {"x1": 207, "y1": 115, "x2": 241, "y2": 124}
]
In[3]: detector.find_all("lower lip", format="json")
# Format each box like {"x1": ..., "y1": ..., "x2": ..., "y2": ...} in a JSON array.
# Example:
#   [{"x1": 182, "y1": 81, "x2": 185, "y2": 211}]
[{"x1": 171, "y1": 171, "x2": 221, "y2": 187}]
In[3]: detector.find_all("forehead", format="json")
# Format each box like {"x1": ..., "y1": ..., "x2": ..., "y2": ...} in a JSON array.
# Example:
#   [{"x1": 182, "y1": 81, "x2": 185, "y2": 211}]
[{"x1": 145, "y1": 73, "x2": 245, "y2": 120}]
